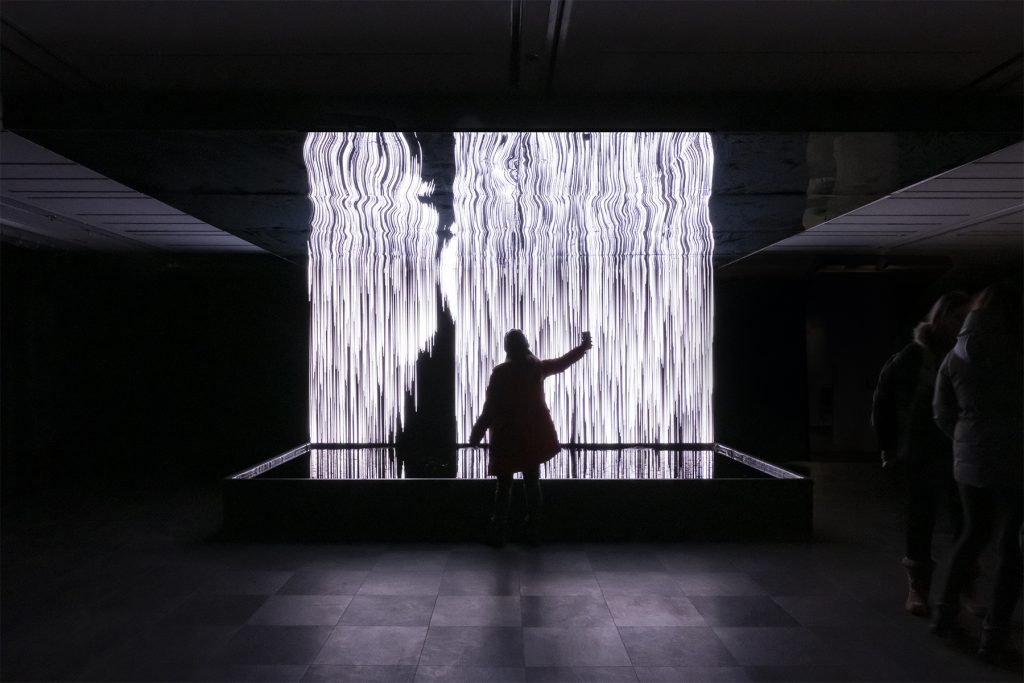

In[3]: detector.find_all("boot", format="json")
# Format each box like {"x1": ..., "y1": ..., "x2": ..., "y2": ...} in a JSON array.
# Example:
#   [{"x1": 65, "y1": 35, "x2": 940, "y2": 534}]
[
  {"x1": 960, "y1": 563, "x2": 987, "y2": 618},
  {"x1": 901, "y1": 557, "x2": 933, "y2": 616}
]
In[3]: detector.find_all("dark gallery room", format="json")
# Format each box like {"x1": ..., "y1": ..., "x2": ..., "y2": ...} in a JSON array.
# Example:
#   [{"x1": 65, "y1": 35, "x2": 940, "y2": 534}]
[{"x1": 1, "y1": 1, "x2": 1022, "y2": 682}]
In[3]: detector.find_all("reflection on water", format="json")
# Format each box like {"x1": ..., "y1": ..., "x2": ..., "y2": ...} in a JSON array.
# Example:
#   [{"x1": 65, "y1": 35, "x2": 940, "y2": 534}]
[{"x1": 310, "y1": 448, "x2": 714, "y2": 480}]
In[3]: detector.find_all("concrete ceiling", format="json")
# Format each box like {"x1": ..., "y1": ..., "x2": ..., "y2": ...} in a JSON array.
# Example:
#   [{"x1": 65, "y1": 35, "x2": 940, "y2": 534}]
[
  {"x1": 0, "y1": 131, "x2": 265, "y2": 252},
  {"x1": 758, "y1": 141, "x2": 1023, "y2": 258},
  {"x1": 1, "y1": 0, "x2": 1021, "y2": 262}
]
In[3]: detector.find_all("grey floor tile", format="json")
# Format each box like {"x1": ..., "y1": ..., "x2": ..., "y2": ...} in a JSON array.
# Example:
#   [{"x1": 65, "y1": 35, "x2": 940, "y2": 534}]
[
  {"x1": 419, "y1": 626, "x2": 524, "y2": 666},
  {"x1": 201, "y1": 570, "x2": 294, "y2": 595},
  {"x1": 314, "y1": 626, "x2": 428, "y2": 666},
  {"x1": 713, "y1": 627, "x2": 840, "y2": 667},
  {"x1": 526, "y1": 665, "x2": 639, "y2": 681},
  {"x1": 521, "y1": 595, "x2": 616, "y2": 627},
  {"x1": 675, "y1": 573, "x2": 766, "y2": 597},
  {"x1": 77, "y1": 659, "x2": 204, "y2": 682},
  {"x1": 416, "y1": 665, "x2": 526, "y2": 681},
  {"x1": 520, "y1": 552, "x2": 593, "y2": 572},
  {"x1": 747, "y1": 571, "x2": 843, "y2": 597},
  {"x1": 618, "y1": 627, "x2": 737, "y2": 667},
  {"x1": 162, "y1": 594, "x2": 268, "y2": 626},
  {"x1": 635, "y1": 666, "x2": 752, "y2": 682},
  {"x1": 303, "y1": 664, "x2": 417, "y2": 682},
  {"x1": 587, "y1": 552, "x2": 666, "y2": 572},
  {"x1": 358, "y1": 572, "x2": 443, "y2": 596},
  {"x1": 448, "y1": 549, "x2": 524, "y2": 571},
  {"x1": 278, "y1": 569, "x2": 367, "y2": 595},
  {"x1": 431, "y1": 595, "x2": 521, "y2": 626},
  {"x1": 742, "y1": 665, "x2": 862, "y2": 682},
  {"x1": 521, "y1": 572, "x2": 602, "y2": 597},
  {"x1": 191, "y1": 663, "x2": 309, "y2": 681},
  {"x1": 340, "y1": 595, "x2": 436, "y2": 626},
  {"x1": 771, "y1": 595, "x2": 892, "y2": 628},
  {"x1": 221, "y1": 625, "x2": 332, "y2": 665},
  {"x1": 596, "y1": 572, "x2": 684, "y2": 595},
  {"x1": 248, "y1": 594, "x2": 352, "y2": 626},
  {"x1": 441, "y1": 569, "x2": 522, "y2": 595},
  {"x1": 111, "y1": 623, "x2": 240, "y2": 663},
  {"x1": 523, "y1": 627, "x2": 631, "y2": 667},
  {"x1": 605, "y1": 595, "x2": 705, "y2": 627},
  {"x1": 375, "y1": 551, "x2": 450, "y2": 572},
  {"x1": 301, "y1": 550, "x2": 383, "y2": 572},
  {"x1": 689, "y1": 596, "x2": 799, "y2": 627}
]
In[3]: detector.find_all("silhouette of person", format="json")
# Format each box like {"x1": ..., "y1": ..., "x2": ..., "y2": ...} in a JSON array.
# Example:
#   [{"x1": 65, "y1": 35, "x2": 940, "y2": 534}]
[
  {"x1": 930, "y1": 282, "x2": 1023, "y2": 662},
  {"x1": 871, "y1": 291, "x2": 969, "y2": 616},
  {"x1": 469, "y1": 329, "x2": 593, "y2": 545}
]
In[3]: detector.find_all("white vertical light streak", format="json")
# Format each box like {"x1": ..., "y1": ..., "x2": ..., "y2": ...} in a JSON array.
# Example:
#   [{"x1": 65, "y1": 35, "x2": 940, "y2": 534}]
[
  {"x1": 442, "y1": 132, "x2": 715, "y2": 447},
  {"x1": 305, "y1": 131, "x2": 716, "y2": 470},
  {"x1": 305, "y1": 132, "x2": 439, "y2": 442}
]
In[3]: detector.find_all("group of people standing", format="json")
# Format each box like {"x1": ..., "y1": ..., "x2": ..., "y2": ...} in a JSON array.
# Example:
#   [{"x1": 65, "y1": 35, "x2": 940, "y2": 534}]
[{"x1": 873, "y1": 282, "x2": 1023, "y2": 662}]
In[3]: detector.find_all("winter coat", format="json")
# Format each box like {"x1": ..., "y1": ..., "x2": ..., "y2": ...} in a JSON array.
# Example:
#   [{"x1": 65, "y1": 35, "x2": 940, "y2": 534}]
[
  {"x1": 872, "y1": 340, "x2": 952, "y2": 466},
  {"x1": 470, "y1": 345, "x2": 589, "y2": 475},
  {"x1": 933, "y1": 309, "x2": 1023, "y2": 489}
]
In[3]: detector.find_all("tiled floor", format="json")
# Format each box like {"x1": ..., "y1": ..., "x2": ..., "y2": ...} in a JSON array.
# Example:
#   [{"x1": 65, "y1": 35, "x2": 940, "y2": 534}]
[{"x1": 2, "y1": 464, "x2": 1020, "y2": 682}]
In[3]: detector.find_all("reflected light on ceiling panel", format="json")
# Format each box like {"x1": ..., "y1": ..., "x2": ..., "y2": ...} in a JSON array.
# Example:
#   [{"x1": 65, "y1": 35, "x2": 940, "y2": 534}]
[
  {"x1": 304, "y1": 132, "x2": 439, "y2": 442},
  {"x1": 442, "y1": 132, "x2": 715, "y2": 446}
]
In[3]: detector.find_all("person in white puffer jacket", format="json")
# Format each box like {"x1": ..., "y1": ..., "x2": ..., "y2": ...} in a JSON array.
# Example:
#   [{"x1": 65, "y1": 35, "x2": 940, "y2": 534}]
[{"x1": 930, "y1": 282, "x2": 1023, "y2": 662}]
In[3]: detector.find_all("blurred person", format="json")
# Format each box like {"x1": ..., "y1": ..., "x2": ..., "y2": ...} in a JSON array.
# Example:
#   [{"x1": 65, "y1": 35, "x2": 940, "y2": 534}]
[
  {"x1": 470, "y1": 329, "x2": 592, "y2": 546},
  {"x1": 930, "y1": 282, "x2": 1023, "y2": 662},
  {"x1": 872, "y1": 291, "x2": 970, "y2": 615}
]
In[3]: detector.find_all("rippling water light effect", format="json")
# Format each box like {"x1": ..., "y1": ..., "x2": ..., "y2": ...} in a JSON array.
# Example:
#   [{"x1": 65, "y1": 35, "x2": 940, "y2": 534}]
[
  {"x1": 306, "y1": 131, "x2": 715, "y2": 455},
  {"x1": 442, "y1": 132, "x2": 714, "y2": 445},
  {"x1": 305, "y1": 132, "x2": 439, "y2": 442},
  {"x1": 308, "y1": 448, "x2": 714, "y2": 480}
]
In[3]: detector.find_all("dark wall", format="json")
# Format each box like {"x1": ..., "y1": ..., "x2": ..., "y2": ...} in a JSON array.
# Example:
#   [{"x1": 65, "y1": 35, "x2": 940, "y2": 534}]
[
  {"x1": 717, "y1": 263, "x2": 1023, "y2": 465},
  {"x1": 1, "y1": 245, "x2": 308, "y2": 492},
  {"x1": 713, "y1": 275, "x2": 809, "y2": 462}
]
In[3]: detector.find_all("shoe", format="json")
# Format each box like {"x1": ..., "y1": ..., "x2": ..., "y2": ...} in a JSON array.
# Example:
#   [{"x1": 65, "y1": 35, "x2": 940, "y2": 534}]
[
  {"x1": 929, "y1": 603, "x2": 959, "y2": 637},
  {"x1": 902, "y1": 557, "x2": 933, "y2": 617}
]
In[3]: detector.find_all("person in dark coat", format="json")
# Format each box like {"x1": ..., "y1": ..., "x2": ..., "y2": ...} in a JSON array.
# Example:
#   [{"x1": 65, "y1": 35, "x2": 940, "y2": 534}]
[
  {"x1": 930, "y1": 282, "x2": 1023, "y2": 661},
  {"x1": 871, "y1": 291, "x2": 969, "y2": 615},
  {"x1": 469, "y1": 329, "x2": 592, "y2": 545}
]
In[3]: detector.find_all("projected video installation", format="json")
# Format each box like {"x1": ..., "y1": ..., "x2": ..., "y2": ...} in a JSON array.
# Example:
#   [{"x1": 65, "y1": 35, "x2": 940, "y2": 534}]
[{"x1": 304, "y1": 132, "x2": 714, "y2": 476}]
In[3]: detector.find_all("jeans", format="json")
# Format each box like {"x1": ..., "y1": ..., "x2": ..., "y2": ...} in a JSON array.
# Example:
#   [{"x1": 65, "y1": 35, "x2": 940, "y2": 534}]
[
  {"x1": 938, "y1": 483, "x2": 1024, "y2": 629},
  {"x1": 493, "y1": 465, "x2": 542, "y2": 523},
  {"x1": 905, "y1": 461, "x2": 962, "y2": 562}
]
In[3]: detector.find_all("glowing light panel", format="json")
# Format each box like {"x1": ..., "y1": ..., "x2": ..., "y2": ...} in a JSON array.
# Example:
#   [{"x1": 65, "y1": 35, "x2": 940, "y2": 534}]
[
  {"x1": 305, "y1": 131, "x2": 715, "y2": 457},
  {"x1": 442, "y1": 132, "x2": 715, "y2": 445},
  {"x1": 305, "y1": 132, "x2": 440, "y2": 442}
]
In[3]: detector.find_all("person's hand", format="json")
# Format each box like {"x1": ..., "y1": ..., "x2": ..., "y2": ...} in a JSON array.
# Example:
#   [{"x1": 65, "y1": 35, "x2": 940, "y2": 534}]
[
  {"x1": 581, "y1": 331, "x2": 593, "y2": 351},
  {"x1": 469, "y1": 425, "x2": 484, "y2": 447}
]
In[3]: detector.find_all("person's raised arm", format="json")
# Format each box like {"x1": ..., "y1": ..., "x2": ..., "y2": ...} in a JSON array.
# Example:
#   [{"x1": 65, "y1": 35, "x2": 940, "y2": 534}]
[{"x1": 540, "y1": 332, "x2": 593, "y2": 378}]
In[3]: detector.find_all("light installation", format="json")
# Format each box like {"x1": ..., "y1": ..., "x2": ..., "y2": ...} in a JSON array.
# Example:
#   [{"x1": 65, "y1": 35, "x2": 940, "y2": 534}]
[
  {"x1": 308, "y1": 447, "x2": 712, "y2": 480},
  {"x1": 305, "y1": 132, "x2": 440, "y2": 445},
  {"x1": 305, "y1": 131, "x2": 715, "y2": 477},
  {"x1": 442, "y1": 132, "x2": 714, "y2": 445}
]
